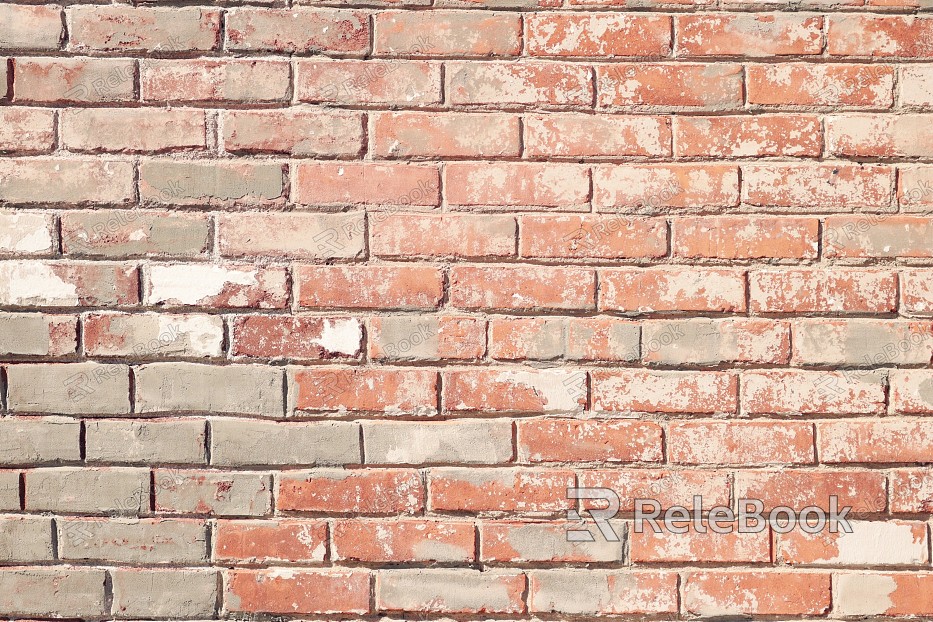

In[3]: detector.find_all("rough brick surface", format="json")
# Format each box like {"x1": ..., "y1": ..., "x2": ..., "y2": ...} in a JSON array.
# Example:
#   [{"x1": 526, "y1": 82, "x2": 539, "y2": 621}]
[{"x1": 2, "y1": 1, "x2": 932, "y2": 620}]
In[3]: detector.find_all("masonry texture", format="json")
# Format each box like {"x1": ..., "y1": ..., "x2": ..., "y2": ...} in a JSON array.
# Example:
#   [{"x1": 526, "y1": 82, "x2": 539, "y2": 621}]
[{"x1": 1, "y1": 0, "x2": 933, "y2": 619}]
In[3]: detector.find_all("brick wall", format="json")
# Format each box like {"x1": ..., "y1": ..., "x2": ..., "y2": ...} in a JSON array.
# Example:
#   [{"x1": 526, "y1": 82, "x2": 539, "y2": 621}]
[{"x1": 1, "y1": 0, "x2": 933, "y2": 618}]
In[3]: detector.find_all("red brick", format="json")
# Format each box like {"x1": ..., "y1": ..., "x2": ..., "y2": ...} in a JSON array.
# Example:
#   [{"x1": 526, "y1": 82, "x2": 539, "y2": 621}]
[
  {"x1": 525, "y1": 114, "x2": 671, "y2": 158},
  {"x1": 735, "y1": 470, "x2": 887, "y2": 513},
  {"x1": 902, "y1": 270, "x2": 933, "y2": 315},
  {"x1": 296, "y1": 265, "x2": 443, "y2": 310},
  {"x1": 14, "y1": 58, "x2": 135, "y2": 103},
  {"x1": 818, "y1": 419, "x2": 933, "y2": 463},
  {"x1": 743, "y1": 370, "x2": 886, "y2": 415},
  {"x1": 747, "y1": 63, "x2": 895, "y2": 108},
  {"x1": 678, "y1": 14, "x2": 823, "y2": 56},
  {"x1": 218, "y1": 212, "x2": 364, "y2": 260},
  {"x1": 215, "y1": 520, "x2": 327, "y2": 563},
  {"x1": 296, "y1": 59, "x2": 441, "y2": 106},
  {"x1": 743, "y1": 164, "x2": 894, "y2": 209},
  {"x1": 372, "y1": 112, "x2": 520, "y2": 158},
  {"x1": 669, "y1": 421, "x2": 814, "y2": 465},
  {"x1": 891, "y1": 469, "x2": 933, "y2": 513},
  {"x1": 593, "y1": 164, "x2": 740, "y2": 210},
  {"x1": 142, "y1": 59, "x2": 290, "y2": 103},
  {"x1": 631, "y1": 524, "x2": 771, "y2": 563},
  {"x1": 828, "y1": 115, "x2": 933, "y2": 158},
  {"x1": 295, "y1": 162, "x2": 439, "y2": 207},
  {"x1": 674, "y1": 216, "x2": 819, "y2": 259},
  {"x1": 375, "y1": 11, "x2": 520, "y2": 56},
  {"x1": 447, "y1": 61, "x2": 592, "y2": 107},
  {"x1": 372, "y1": 213, "x2": 516, "y2": 259},
  {"x1": 226, "y1": 569, "x2": 370, "y2": 615},
  {"x1": 429, "y1": 468, "x2": 574, "y2": 515},
  {"x1": 674, "y1": 115, "x2": 822, "y2": 157},
  {"x1": 227, "y1": 8, "x2": 369, "y2": 53},
  {"x1": 597, "y1": 63, "x2": 743, "y2": 109},
  {"x1": 444, "y1": 369, "x2": 585, "y2": 414},
  {"x1": 578, "y1": 469, "x2": 731, "y2": 512},
  {"x1": 599, "y1": 268, "x2": 747, "y2": 313},
  {"x1": 333, "y1": 519, "x2": 474, "y2": 562},
  {"x1": 0, "y1": 108, "x2": 55, "y2": 153},
  {"x1": 520, "y1": 215, "x2": 667, "y2": 259},
  {"x1": 446, "y1": 162, "x2": 589, "y2": 208},
  {"x1": 829, "y1": 15, "x2": 933, "y2": 58},
  {"x1": 278, "y1": 469, "x2": 424, "y2": 514},
  {"x1": 61, "y1": 108, "x2": 206, "y2": 153},
  {"x1": 684, "y1": 571, "x2": 830, "y2": 616},
  {"x1": 223, "y1": 110, "x2": 364, "y2": 157},
  {"x1": 527, "y1": 13, "x2": 671, "y2": 57},
  {"x1": 518, "y1": 419, "x2": 663, "y2": 463},
  {"x1": 69, "y1": 6, "x2": 221, "y2": 52},
  {"x1": 592, "y1": 370, "x2": 738, "y2": 414},
  {"x1": 749, "y1": 269, "x2": 897, "y2": 314},
  {"x1": 231, "y1": 316, "x2": 362, "y2": 360},
  {"x1": 291, "y1": 367, "x2": 438, "y2": 415},
  {"x1": 450, "y1": 265, "x2": 595, "y2": 312}
]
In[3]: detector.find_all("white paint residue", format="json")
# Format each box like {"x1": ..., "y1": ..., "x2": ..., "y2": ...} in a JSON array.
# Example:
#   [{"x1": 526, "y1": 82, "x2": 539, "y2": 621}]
[
  {"x1": 311, "y1": 318, "x2": 361, "y2": 355},
  {"x1": 149, "y1": 264, "x2": 257, "y2": 304}
]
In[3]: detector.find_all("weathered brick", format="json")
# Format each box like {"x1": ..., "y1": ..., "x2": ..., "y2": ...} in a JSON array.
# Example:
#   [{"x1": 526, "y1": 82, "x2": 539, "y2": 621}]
[
  {"x1": 0, "y1": 516, "x2": 54, "y2": 562},
  {"x1": 450, "y1": 266, "x2": 595, "y2": 311},
  {"x1": 597, "y1": 63, "x2": 743, "y2": 109},
  {"x1": 219, "y1": 212, "x2": 364, "y2": 260},
  {"x1": 429, "y1": 468, "x2": 574, "y2": 515},
  {"x1": 903, "y1": 270, "x2": 933, "y2": 314},
  {"x1": 0, "y1": 210, "x2": 54, "y2": 255},
  {"x1": 211, "y1": 419, "x2": 360, "y2": 466},
  {"x1": 447, "y1": 61, "x2": 593, "y2": 106},
  {"x1": 525, "y1": 114, "x2": 671, "y2": 158},
  {"x1": 6, "y1": 362, "x2": 130, "y2": 415},
  {"x1": 0, "y1": 5, "x2": 63, "y2": 50},
  {"x1": 375, "y1": 11, "x2": 520, "y2": 56},
  {"x1": 891, "y1": 469, "x2": 933, "y2": 513},
  {"x1": 828, "y1": 115, "x2": 933, "y2": 158},
  {"x1": 373, "y1": 112, "x2": 520, "y2": 158},
  {"x1": 747, "y1": 63, "x2": 895, "y2": 108},
  {"x1": 85, "y1": 419, "x2": 207, "y2": 464},
  {"x1": 232, "y1": 316, "x2": 362, "y2": 360},
  {"x1": 674, "y1": 216, "x2": 819, "y2": 259},
  {"x1": 744, "y1": 164, "x2": 894, "y2": 208},
  {"x1": 669, "y1": 421, "x2": 814, "y2": 465},
  {"x1": 0, "y1": 313, "x2": 76, "y2": 356},
  {"x1": 447, "y1": 162, "x2": 588, "y2": 208},
  {"x1": 683, "y1": 571, "x2": 831, "y2": 616},
  {"x1": 529, "y1": 570, "x2": 679, "y2": 614},
  {"x1": 84, "y1": 312, "x2": 223, "y2": 358},
  {"x1": 368, "y1": 315, "x2": 486, "y2": 361},
  {"x1": 25, "y1": 467, "x2": 149, "y2": 514},
  {"x1": 0, "y1": 261, "x2": 138, "y2": 307},
  {"x1": 290, "y1": 367, "x2": 438, "y2": 416},
  {"x1": 490, "y1": 317, "x2": 639, "y2": 361},
  {"x1": 363, "y1": 420, "x2": 513, "y2": 464},
  {"x1": 743, "y1": 370, "x2": 886, "y2": 415},
  {"x1": 146, "y1": 264, "x2": 288, "y2": 309},
  {"x1": 0, "y1": 568, "x2": 107, "y2": 618},
  {"x1": 0, "y1": 108, "x2": 56, "y2": 153},
  {"x1": 819, "y1": 419, "x2": 933, "y2": 464},
  {"x1": 334, "y1": 519, "x2": 474, "y2": 562},
  {"x1": 136, "y1": 363, "x2": 285, "y2": 416},
  {"x1": 518, "y1": 419, "x2": 663, "y2": 463},
  {"x1": 678, "y1": 14, "x2": 822, "y2": 56},
  {"x1": 829, "y1": 15, "x2": 933, "y2": 58},
  {"x1": 599, "y1": 268, "x2": 747, "y2": 313},
  {"x1": 61, "y1": 108, "x2": 206, "y2": 153},
  {"x1": 750, "y1": 269, "x2": 897, "y2": 314},
  {"x1": 631, "y1": 524, "x2": 770, "y2": 563},
  {"x1": 520, "y1": 215, "x2": 667, "y2": 259},
  {"x1": 69, "y1": 6, "x2": 221, "y2": 52},
  {"x1": 825, "y1": 216, "x2": 933, "y2": 258},
  {"x1": 528, "y1": 13, "x2": 671, "y2": 57},
  {"x1": 642, "y1": 318, "x2": 789, "y2": 365},
  {"x1": 296, "y1": 59, "x2": 441, "y2": 105},
  {"x1": 0, "y1": 471, "x2": 18, "y2": 511},
  {"x1": 296, "y1": 265, "x2": 444, "y2": 310},
  {"x1": 59, "y1": 518, "x2": 208, "y2": 563},
  {"x1": 0, "y1": 416, "x2": 80, "y2": 465},
  {"x1": 142, "y1": 59, "x2": 290, "y2": 103},
  {"x1": 378, "y1": 569, "x2": 524, "y2": 613},
  {"x1": 215, "y1": 519, "x2": 327, "y2": 564},
  {"x1": 834, "y1": 573, "x2": 933, "y2": 616},
  {"x1": 675, "y1": 114, "x2": 822, "y2": 157},
  {"x1": 891, "y1": 370, "x2": 933, "y2": 414},
  {"x1": 227, "y1": 8, "x2": 368, "y2": 53},
  {"x1": 444, "y1": 369, "x2": 585, "y2": 414},
  {"x1": 735, "y1": 470, "x2": 887, "y2": 512},
  {"x1": 154, "y1": 469, "x2": 272, "y2": 516},
  {"x1": 226, "y1": 569, "x2": 370, "y2": 615},
  {"x1": 793, "y1": 319, "x2": 933, "y2": 365},
  {"x1": 899, "y1": 166, "x2": 933, "y2": 210},
  {"x1": 14, "y1": 58, "x2": 135, "y2": 103},
  {"x1": 0, "y1": 158, "x2": 134, "y2": 205},
  {"x1": 278, "y1": 468, "x2": 423, "y2": 514},
  {"x1": 110, "y1": 568, "x2": 218, "y2": 619},
  {"x1": 777, "y1": 520, "x2": 928, "y2": 566},
  {"x1": 372, "y1": 213, "x2": 516, "y2": 259},
  {"x1": 139, "y1": 160, "x2": 286, "y2": 207},
  {"x1": 901, "y1": 65, "x2": 933, "y2": 108},
  {"x1": 593, "y1": 164, "x2": 740, "y2": 210},
  {"x1": 62, "y1": 210, "x2": 210, "y2": 258},
  {"x1": 295, "y1": 162, "x2": 440, "y2": 207},
  {"x1": 482, "y1": 521, "x2": 625, "y2": 563},
  {"x1": 223, "y1": 109, "x2": 364, "y2": 157}
]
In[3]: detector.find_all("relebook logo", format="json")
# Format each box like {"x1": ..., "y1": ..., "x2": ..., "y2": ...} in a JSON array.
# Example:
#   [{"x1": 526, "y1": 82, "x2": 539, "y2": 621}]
[{"x1": 566, "y1": 488, "x2": 854, "y2": 542}]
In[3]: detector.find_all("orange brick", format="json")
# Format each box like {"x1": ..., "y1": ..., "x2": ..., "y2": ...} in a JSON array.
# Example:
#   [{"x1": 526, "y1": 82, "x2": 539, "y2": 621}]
[
  {"x1": 294, "y1": 162, "x2": 440, "y2": 207},
  {"x1": 449, "y1": 265, "x2": 596, "y2": 311},
  {"x1": 296, "y1": 265, "x2": 444, "y2": 310},
  {"x1": 429, "y1": 468, "x2": 574, "y2": 515},
  {"x1": 599, "y1": 268, "x2": 747, "y2": 313},
  {"x1": 684, "y1": 571, "x2": 830, "y2": 616},
  {"x1": 231, "y1": 316, "x2": 362, "y2": 361},
  {"x1": 818, "y1": 419, "x2": 933, "y2": 463},
  {"x1": 747, "y1": 63, "x2": 894, "y2": 108},
  {"x1": 527, "y1": 13, "x2": 671, "y2": 57},
  {"x1": 444, "y1": 369, "x2": 585, "y2": 414},
  {"x1": 214, "y1": 519, "x2": 327, "y2": 563},
  {"x1": 372, "y1": 213, "x2": 516, "y2": 259},
  {"x1": 333, "y1": 519, "x2": 474, "y2": 562},
  {"x1": 631, "y1": 523, "x2": 771, "y2": 563},
  {"x1": 890, "y1": 469, "x2": 933, "y2": 513},
  {"x1": 446, "y1": 163, "x2": 589, "y2": 208},
  {"x1": 296, "y1": 59, "x2": 442, "y2": 105},
  {"x1": 597, "y1": 63, "x2": 743, "y2": 109},
  {"x1": 372, "y1": 112, "x2": 520, "y2": 158},
  {"x1": 374, "y1": 11, "x2": 520, "y2": 56},
  {"x1": 592, "y1": 369, "x2": 738, "y2": 414},
  {"x1": 520, "y1": 215, "x2": 667, "y2": 259},
  {"x1": 835, "y1": 573, "x2": 933, "y2": 616},
  {"x1": 290, "y1": 367, "x2": 438, "y2": 415},
  {"x1": 226, "y1": 569, "x2": 370, "y2": 615},
  {"x1": 593, "y1": 164, "x2": 740, "y2": 210},
  {"x1": 525, "y1": 114, "x2": 671, "y2": 158},
  {"x1": 735, "y1": 470, "x2": 887, "y2": 513},
  {"x1": 829, "y1": 15, "x2": 933, "y2": 58},
  {"x1": 749, "y1": 269, "x2": 897, "y2": 314},
  {"x1": 278, "y1": 469, "x2": 424, "y2": 514},
  {"x1": 518, "y1": 419, "x2": 663, "y2": 463},
  {"x1": 742, "y1": 370, "x2": 886, "y2": 415},
  {"x1": 447, "y1": 61, "x2": 593, "y2": 107},
  {"x1": 579, "y1": 469, "x2": 731, "y2": 512}
]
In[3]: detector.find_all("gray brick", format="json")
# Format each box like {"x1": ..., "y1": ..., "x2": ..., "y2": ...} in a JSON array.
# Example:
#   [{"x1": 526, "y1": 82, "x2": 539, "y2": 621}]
[
  {"x1": 0, "y1": 516, "x2": 53, "y2": 562},
  {"x1": 6, "y1": 362, "x2": 130, "y2": 415},
  {"x1": 364, "y1": 420, "x2": 513, "y2": 465},
  {"x1": 25, "y1": 467, "x2": 150, "y2": 514},
  {"x1": 154, "y1": 469, "x2": 272, "y2": 516},
  {"x1": 0, "y1": 416, "x2": 81, "y2": 465},
  {"x1": 135, "y1": 363, "x2": 285, "y2": 416},
  {"x1": 111, "y1": 568, "x2": 218, "y2": 619},
  {"x1": 0, "y1": 568, "x2": 107, "y2": 618},
  {"x1": 85, "y1": 418, "x2": 207, "y2": 464},
  {"x1": 58, "y1": 518, "x2": 208, "y2": 563},
  {"x1": 210, "y1": 419, "x2": 360, "y2": 466}
]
